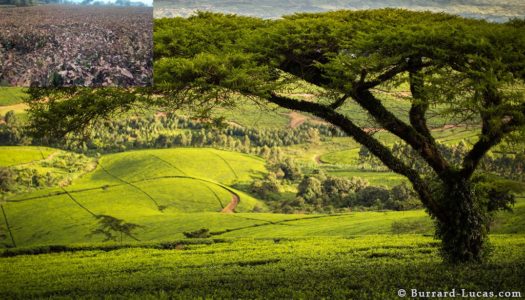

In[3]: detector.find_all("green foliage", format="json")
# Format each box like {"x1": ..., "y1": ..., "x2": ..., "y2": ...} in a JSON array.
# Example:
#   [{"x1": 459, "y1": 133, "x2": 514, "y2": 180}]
[
  {"x1": 472, "y1": 174, "x2": 524, "y2": 212},
  {"x1": 249, "y1": 173, "x2": 281, "y2": 200},
  {"x1": 287, "y1": 172, "x2": 420, "y2": 213},
  {"x1": 391, "y1": 141, "x2": 525, "y2": 181},
  {"x1": 154, "y1": 12, "x2": 267, "y2": 60},
  {"x1": 267, "y1": 157, "x2": 302, "y2": 182},
  {"x1": 0, "y1": 149, "x2": 95, "y2": 194},
  {"x1": 183, "y1": 228, "x2": 211, "y2": 239},
  {"x1": 25, "y1": 87, "x2": 150, "y2": 142},
  {"x1": 0, "y1": 167, "x2": 13, "y2": 192},
  {"x1": 0, "y1": 110, "x2": 27, "y2": 145}
]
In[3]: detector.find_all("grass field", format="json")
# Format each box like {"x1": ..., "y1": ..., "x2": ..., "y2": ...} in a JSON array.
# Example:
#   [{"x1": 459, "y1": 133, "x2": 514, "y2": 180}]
[
  {"x1": 3, "y1": 198, "x2": 524, "y2": 247},
  {"x1": 1, "y1": 235, "x2": 524, "y2": 299},
  {"x1": 1, "y1": 168, "x2": 525, "y2": 246},
  {"x1": 0, "y1": 87, "x2": 26, "y2": 106},
  {"x1": 212, "y1": 100, "x2": 291, "y2": 129},
  {"x1": 0, "y1": 146, "x2": 56, "y2": 167}
]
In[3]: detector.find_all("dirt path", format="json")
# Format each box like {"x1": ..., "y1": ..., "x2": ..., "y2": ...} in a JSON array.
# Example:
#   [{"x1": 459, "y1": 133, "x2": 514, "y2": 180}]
[
  {"x1": 221, "y1": 193, "x2": 240, "y2": 213},
  {"x1": 289, "y1": 112, "x2": 308, "y2": 128},
  {"x1": 288, "y1": 111, "x2": 328, "y2": 129}
]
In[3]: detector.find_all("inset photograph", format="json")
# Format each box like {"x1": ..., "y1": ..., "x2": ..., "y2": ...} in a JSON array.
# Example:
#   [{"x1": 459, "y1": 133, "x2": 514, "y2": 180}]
[{"x1": 0, "y1": 0, "x2": 152, "y2": 87}]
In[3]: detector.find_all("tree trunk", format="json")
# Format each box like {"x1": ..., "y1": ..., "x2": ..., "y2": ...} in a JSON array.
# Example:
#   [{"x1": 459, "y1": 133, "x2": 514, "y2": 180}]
[{"x1": 432, "y1": 177, "x2": 491, "y2": 263}]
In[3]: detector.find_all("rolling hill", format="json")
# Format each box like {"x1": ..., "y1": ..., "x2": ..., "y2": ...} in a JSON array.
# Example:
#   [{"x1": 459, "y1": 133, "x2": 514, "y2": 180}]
[
  {"x1": 2, "y1": 146, "x2": 524, "y2": 249},
  {"x1": 1, "y1": 147, "x2": 272, "y2": 247}
]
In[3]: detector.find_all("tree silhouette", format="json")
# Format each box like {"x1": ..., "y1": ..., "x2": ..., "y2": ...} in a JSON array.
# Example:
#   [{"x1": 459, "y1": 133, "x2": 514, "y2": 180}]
[{"x1": 88, "y1": 215, "x2": 142, "y2": 244}]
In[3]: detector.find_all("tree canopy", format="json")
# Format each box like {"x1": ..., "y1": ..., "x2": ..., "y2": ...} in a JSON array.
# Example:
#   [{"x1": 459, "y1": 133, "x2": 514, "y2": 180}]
[{"x1": 26, "y1": 9, "x2": 525, "y2": 262}]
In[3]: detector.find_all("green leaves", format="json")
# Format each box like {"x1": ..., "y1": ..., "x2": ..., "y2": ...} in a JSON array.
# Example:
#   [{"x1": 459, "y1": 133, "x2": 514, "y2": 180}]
[{"x1": 25, "y1": 87, "x2": 150, "y2": 141}]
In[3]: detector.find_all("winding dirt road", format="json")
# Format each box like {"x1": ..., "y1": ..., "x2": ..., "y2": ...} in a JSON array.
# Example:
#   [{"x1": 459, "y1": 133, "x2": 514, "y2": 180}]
[{"x1": 221, "y1": 193, "x2": 240, "y2": 213}]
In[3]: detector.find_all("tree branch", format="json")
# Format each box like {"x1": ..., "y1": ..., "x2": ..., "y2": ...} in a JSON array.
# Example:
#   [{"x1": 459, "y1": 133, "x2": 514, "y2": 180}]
[
  {"x1": 408, "y1": 58, "x2": 433, "y2": 141},
  {"x1": 359, "y1": 63, "x2": 408, "y2": 90},
  {"x1": 359, "y1": 61, "x2": 432, "y2": 90},
  {"x1": 350, "y1": 88, "x2": 450, "y2": 178},
  {"x1": 328, "y1": 93, "x2": 350, "y2": 109},
  {"x1": 267, "y1": 92, "x2": 445, "y2": 219},
  {"x1": 459, "y1": 87, "x2": 513, "y2": 178},
  {"x1": 460, "y1": 88, "x2": 507, "y2": 178}
]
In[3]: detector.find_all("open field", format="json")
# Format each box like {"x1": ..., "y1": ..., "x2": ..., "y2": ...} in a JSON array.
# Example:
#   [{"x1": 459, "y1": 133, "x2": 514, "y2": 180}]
[
  {"x1": 0, "y1": 5, "x2": 152, "y2": 87},
  {"x1": 2, "y1": 145, "x2": 524, "y2": 248},
  {"x1": 1, "y1": 235, "x2": 524, "y2": 299}
]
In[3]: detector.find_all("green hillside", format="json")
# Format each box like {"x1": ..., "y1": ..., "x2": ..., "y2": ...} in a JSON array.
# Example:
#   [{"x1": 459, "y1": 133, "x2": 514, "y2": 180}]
[
  {"x1": 0, "y1": 146, "x2": 56, "y2": 167},
  {"x1": 1, "y1": 147, "x2": 524, "y2": 297},
  {"x1": 1, "y1": 148, "x2": 273, "y2": 247},
  {"x1": 2, "y1": 143, "x2": 523, "y2": 248}
]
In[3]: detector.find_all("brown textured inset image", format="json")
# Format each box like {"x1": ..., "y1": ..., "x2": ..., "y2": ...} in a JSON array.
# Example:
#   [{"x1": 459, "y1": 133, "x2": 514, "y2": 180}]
[{"x1": 0, "y1": 4, "x2": 152, "y2": 87}]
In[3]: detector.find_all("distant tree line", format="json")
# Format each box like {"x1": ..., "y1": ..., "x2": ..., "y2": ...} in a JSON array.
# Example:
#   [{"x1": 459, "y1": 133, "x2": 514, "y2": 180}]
[
  {"x1": 1, "y1": 109, "x2": 523, "y2": 183},
  {"x1": 248, "y1": 154, "x2": 422, "y2": 214},
  {"x1": 20, "y1": 112, "x2": 343, "y2": 154}
]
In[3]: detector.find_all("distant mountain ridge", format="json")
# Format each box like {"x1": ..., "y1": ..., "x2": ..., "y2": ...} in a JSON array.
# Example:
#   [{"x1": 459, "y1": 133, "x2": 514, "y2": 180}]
[{"x1": 154, "y1": 0, "x2": 525, "y2": 22}]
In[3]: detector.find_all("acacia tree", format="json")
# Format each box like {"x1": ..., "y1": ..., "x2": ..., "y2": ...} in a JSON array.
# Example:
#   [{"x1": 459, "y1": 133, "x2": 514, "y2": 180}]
[{"x1": 26, "y1": 10, "x2": 524, "y2": 263}]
